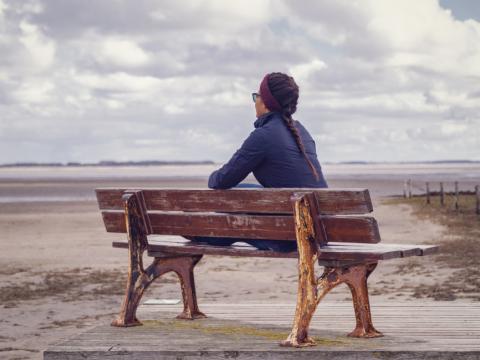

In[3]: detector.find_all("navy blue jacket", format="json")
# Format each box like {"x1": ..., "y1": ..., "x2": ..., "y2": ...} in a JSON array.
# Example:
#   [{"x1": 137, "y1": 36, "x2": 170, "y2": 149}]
[{"x1": 208, "y1": 112, "x2": 328, "y2": 189}]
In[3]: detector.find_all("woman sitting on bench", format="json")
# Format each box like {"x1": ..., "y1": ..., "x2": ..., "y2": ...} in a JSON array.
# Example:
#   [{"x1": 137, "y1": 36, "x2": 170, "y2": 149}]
[{"x1": 188, "y1": 72, "x2": 328, "y2": 252}]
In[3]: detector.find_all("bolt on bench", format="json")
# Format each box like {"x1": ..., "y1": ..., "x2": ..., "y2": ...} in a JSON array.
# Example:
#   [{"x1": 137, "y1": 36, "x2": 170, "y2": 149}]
[{"x1": 95, "y1": 188, "x2": 439, "y2": 347}]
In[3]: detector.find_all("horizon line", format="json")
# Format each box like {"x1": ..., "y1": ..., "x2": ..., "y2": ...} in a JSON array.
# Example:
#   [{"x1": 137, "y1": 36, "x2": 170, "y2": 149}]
[{"x1": 1, "y1": 159, "x2": 479, "y2": 168}]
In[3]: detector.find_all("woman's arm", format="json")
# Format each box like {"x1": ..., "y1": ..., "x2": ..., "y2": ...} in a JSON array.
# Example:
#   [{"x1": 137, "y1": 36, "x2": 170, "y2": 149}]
[{"x1": 208, "y1": 128, "x2": 268, "y2": 189}]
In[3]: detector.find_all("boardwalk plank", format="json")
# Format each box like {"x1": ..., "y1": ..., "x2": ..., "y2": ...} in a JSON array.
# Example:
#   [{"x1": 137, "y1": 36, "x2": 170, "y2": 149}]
[{"x1": 44, "y1": 301, "x2": 480, "y2": 359}]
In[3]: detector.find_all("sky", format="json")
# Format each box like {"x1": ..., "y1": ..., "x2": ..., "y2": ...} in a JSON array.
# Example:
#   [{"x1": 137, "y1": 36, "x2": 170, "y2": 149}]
[{"x1": 0, "y1": 0, "x2": 479, "y2": 164}]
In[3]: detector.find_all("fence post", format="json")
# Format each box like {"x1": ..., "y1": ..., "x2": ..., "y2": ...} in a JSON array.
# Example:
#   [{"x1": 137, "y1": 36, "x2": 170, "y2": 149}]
[
  {"x1": 426, "y1": 182, "x2": 430, "y2": 204},
  {"x1": 454, "y1": 181, "x2": 459, "y2": 211},
  {"x1": 476, "y1": 185, "x2": 479, "y2": 215},
  {"x1": 440, "y1": 182, "x2": 444, "y2": 207},
  {"x1": 408, "y1": 179, "x2": 412, "y2": 198}
]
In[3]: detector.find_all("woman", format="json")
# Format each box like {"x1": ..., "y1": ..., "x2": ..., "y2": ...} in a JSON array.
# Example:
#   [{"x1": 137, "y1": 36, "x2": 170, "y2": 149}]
[{"x1": 189, "y1": 72, "x2": 328, "y2": 251}]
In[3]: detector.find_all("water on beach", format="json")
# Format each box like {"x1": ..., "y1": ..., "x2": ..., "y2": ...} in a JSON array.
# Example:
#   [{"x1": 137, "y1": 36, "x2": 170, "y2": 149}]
[{"x1": 0, "y1": 162, "x2": 479, "y2": 203}]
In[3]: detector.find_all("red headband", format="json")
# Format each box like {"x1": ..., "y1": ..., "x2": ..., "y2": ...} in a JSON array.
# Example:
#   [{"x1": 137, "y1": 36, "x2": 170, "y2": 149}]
[{"x1": 259, "y1": 74, "x2": 282, "y2": 112}]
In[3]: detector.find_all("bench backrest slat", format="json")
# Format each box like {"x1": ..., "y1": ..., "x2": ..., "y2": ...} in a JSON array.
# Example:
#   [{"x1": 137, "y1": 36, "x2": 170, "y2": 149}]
[
  {"x1": 96, "y1": 188, "x2": 380, "y2": 245},
  {"x1": 101, "y1": 211, "x2": 380, "y2": 243},
  {"x1": 96, "y1": 188, "x2": 373, "y2": 215}
]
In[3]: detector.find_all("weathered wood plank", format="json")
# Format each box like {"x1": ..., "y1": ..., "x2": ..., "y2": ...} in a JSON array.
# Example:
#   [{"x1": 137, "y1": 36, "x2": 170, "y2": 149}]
[
  {"x1": 96, "y1": 188, "x2": 373, "y2": 215},
  {"x1": 102, "y1": 211, "x2": 381, "y2": 243},
  {"x1": 111, "y1": 239, "x2": 438, "y2": 261},
  {"x1": 113, "y1": 240, "x2": 298, "y2": 258},
  {"x1": 111, "y1": 237, "x2": 438, "y2": 261}
]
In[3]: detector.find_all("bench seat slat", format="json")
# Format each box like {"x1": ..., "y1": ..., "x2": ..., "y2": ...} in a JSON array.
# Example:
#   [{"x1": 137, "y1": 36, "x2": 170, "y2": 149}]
[
  {"x1": 96, "y1": 188, "x2": 373, "y2": 215},
  {"x1": 114, "y1": 240, "x2": 397, "y2": 260},
  {"x1": 102, "y1": 211, "x2": 381, "y2": 243},
  {"x1": 146, "y1": 237, "x2": 436, "y2": 255},
  {"x1": 331, "y1": 243, "x2": 439, "y2": 256},
  {"x1": 111, "y1": 238, "x2": 438, "y2": 261},
  {"x1": 322, "y1": 242, "x2": 418, "y2": 256}
]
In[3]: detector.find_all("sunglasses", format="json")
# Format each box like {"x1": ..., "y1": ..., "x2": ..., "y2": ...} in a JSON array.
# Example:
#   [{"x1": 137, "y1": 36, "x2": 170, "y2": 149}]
[{"x1": 252, "y1": 93, "x2": 260, "y2": 103}]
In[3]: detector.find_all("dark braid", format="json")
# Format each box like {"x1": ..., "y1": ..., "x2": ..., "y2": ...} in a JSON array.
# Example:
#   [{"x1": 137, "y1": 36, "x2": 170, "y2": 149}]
[{"x1": 267, "y1": 72, "x2": 320, "y2": 181}]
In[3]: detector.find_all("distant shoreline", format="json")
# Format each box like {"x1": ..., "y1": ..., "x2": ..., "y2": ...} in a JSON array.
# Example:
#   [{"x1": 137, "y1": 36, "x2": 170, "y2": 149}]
[
  {"x1": 1, "y1": 159, "x2": 479, "y2": 168},
  {"x1": 0, "y1": 160, "x2": 215, "y2": 168}
]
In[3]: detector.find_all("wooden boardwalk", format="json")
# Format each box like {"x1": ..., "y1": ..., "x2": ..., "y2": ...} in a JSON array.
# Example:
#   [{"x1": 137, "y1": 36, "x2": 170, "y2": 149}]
[{"x1": 44, "y1": 300, "x2": 480, "y2": 359}]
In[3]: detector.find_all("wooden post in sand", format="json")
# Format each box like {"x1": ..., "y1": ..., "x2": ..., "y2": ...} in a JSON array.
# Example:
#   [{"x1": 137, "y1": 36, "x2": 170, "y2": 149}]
[
  {"x1": 426, "y1": 182, "x2": 430, "y2": 205},
  {"x1": 440, "y1": 182, "x2": 445, "y2": 207},
  {"x1": 476, "y1": 185, "x2": 479, "y2": 215},
  {"x1": 408, "y1": 179, "x2": 412, "y2": 198},
  {"x1": 454, "y1": 181, "x2": 459, "y2": 211}
]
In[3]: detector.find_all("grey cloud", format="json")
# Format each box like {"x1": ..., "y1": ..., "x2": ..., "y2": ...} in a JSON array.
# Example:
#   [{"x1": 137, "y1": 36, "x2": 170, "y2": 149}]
[
  {"x1": 28, "y1": 0, "x2": 161, "y2": 37},
  {"x1": 283, "y1": 0, "x2": 391, "y2": 59},
  {"x1": 0, "y1": 0, "x2": 479, "y2": 164}
]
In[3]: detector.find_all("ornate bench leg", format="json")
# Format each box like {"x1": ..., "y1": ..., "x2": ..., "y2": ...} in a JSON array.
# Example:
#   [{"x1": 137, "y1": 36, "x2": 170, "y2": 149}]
[
  {"x1": 282, "y1": 193, "x2": 346, "y2": 347},
  {"x1": 111, "y1": 192, "x2": 206, "y2": 326},
  {"x1": 343, "y1": 262, "x2": 383, "y2": 338},
  {"x1": 112, "y1": 258, "x2": 159, "y2": 327},
  {"x1": 281, "y1": 194, "x2": 318, "y2": 347},
  {"x1": 174, "y1": 255, "x2": 207, "y2": 320},
  {"x1": 111, "y1": 192, "x2": 150, "y2": 327},
  {"x1": 281, "y1": 265, "x2": 344, "y2": 347},
  {"x1": 282, "y1": 193, "x2": 382, "y2": 347},
  {"x1": 112, "y1": 254, "x2": 207, "y2": 326}
]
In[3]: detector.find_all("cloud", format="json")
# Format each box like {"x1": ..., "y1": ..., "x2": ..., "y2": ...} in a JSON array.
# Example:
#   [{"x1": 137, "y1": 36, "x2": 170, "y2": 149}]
[
  {"x1": 0, "y1": 0, "x2": 6, "y2": 16},
  {"x1": 18, "y1": 20, "x2": 56, "y2": 70},
  {"x1": 290, "y1": 59, "x2": 327, "y2": 83},
  {"x1": 0, "y1": 0, "x2": 479, "y2": 164},
  {"x1": 96, "y1": 37, "x2": 152, "y2": 68}
]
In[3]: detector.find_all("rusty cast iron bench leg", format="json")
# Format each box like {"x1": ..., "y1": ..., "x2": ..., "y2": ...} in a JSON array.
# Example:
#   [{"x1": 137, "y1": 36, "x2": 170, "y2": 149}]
[
  {"x1": 281, "y1": 193, "x2": 383, "y2": 347},
  {"x1": 111, "y1": 192, "x2": 206, "y2": 327}
]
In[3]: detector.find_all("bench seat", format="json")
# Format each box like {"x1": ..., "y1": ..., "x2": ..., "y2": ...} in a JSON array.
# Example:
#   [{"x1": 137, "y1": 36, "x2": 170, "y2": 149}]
[{"x1": 112, "y1": 236, "x2": 438, "y2": 261}]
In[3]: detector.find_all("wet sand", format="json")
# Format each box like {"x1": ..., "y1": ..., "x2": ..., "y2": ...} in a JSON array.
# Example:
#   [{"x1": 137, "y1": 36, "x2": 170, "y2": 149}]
[{"x1": 0, "y1": 177, "x2": 475, "y2": 359}]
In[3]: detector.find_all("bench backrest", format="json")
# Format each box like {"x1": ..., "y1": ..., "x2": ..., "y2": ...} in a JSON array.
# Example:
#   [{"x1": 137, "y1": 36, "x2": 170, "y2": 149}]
[{"x1": 95, "y1": 188, "x2": 380, "y2": 245}]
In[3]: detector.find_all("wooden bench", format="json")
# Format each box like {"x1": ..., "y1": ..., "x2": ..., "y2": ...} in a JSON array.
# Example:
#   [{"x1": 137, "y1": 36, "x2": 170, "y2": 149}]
[{"x1": 95, "y1": 187, "x2": 439, "y2": 347}]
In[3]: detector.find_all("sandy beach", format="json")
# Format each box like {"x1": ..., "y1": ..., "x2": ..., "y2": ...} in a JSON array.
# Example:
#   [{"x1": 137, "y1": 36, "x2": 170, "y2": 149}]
[{"x1": 0, "y1": 171, "x2": 478, "y2": 359}]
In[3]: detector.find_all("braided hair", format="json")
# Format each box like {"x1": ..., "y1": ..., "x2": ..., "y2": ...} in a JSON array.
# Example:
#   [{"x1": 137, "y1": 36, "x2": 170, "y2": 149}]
[{"x1": 267, "y1": 72, "x2": 320, "y2": 181}]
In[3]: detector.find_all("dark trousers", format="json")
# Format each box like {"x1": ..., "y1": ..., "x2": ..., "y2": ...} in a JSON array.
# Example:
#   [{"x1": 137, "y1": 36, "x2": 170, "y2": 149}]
[{"x1": 186, "y1": 183, "x2": 297, "y2": 252}]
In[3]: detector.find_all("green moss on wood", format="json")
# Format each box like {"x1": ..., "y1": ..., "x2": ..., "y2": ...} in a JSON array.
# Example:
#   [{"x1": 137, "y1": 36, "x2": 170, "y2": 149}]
[{"x1": 141, "y1": 319, "x2": 345, "y2": 345}]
